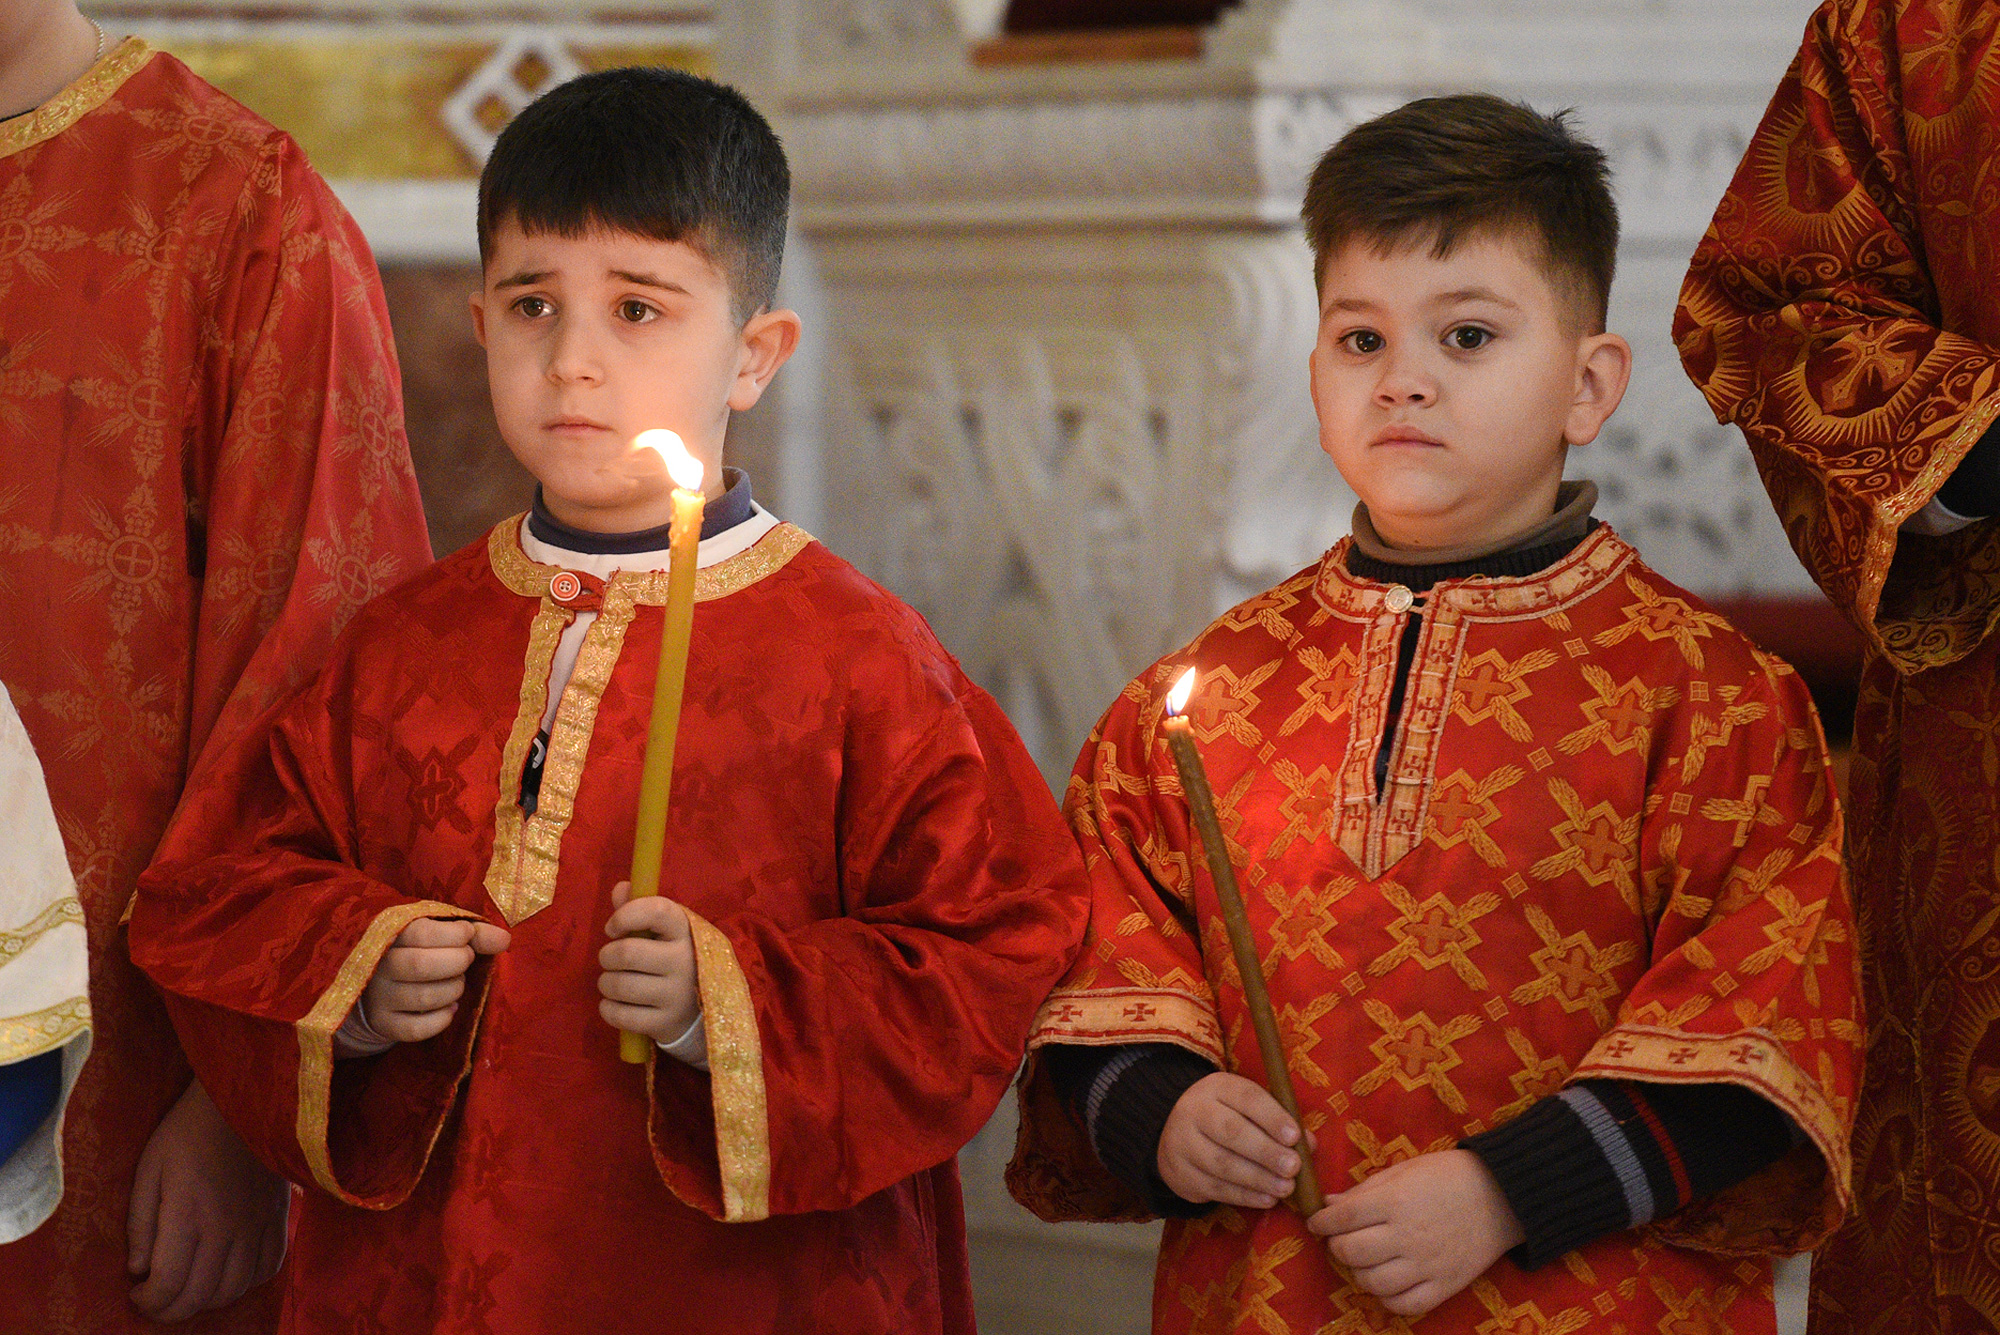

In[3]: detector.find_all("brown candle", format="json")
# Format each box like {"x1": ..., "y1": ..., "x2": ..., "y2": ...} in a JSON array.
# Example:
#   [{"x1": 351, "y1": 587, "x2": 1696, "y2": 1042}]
[{"x1": 1161, "y1": 668, "x2": 1324, "y2": 1217}]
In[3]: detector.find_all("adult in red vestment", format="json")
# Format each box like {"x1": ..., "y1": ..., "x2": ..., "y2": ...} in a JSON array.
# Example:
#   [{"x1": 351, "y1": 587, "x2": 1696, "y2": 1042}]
[
  {"x1": 128, "y1": 518, "x2": 1091, "y2": 1335},
  {"x1": 1676, "y1": 2, "x2": 2000, "y2": 1328},
  {"x1": 0, "y1": 9, "x2": 433, "y2": 1330},
  {"x1": 1009, "y1": 526, "x2": 1860, "y2": 1333}
]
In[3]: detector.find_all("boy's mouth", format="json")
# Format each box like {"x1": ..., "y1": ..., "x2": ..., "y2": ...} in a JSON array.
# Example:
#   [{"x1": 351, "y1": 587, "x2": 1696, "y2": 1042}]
[
  {"x1": 545, "y1": 416, "x2": 613, "y2": 433},
  {"x1": 1371, "y1": 425, "x2": 1446, "y2": 448}
]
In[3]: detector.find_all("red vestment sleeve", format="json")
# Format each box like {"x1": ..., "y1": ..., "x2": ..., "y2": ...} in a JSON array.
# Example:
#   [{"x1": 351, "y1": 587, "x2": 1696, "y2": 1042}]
[
  {"x1": 1006, "y1": 683, "x2": 1226, "y2": 1224},
  {"x1": 645, "y1": 684, "x2": 1094, "y2": 1222},
  {"x1": 1570, "y1": 648, "x2": 1859, "y2": 1255},
  {"x1": 179, "y1": 133, "x2": 434, "y2": 776},
  {"x1": 132, "y1": 639, "x2": 486, "y2": 1208},
  {"x1": 1675, "y1": 0, "x2": 2000, "y2": 673}
]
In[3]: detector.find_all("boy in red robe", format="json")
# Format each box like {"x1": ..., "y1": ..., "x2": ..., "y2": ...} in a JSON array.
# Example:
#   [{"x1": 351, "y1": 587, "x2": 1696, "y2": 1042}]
[
  {"x1": 126, "y1": 68, "x2": 1091, "y2": 1335},
  {"x1": 1008, "y1": 95, "x2": 1862, "y2": 1333}
]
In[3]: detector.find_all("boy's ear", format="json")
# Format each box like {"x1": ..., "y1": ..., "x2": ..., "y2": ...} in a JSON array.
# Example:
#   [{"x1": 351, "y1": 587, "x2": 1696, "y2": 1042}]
[
  {"x1": 1563, "y1": 332, "x2": 1632, "y2": 448},
  {"x1": 468, "y1": 292, "x2": 488, "y2": 348},
  {"x1": 728, "y1": 308, "x2": 802, "y2": 413}
]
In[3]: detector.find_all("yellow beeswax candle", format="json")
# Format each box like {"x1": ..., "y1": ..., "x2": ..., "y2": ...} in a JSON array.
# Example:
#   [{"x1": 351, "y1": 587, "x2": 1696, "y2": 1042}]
[{"x1": 622, "y1": 430, "x2": 706, "y2": 1064}]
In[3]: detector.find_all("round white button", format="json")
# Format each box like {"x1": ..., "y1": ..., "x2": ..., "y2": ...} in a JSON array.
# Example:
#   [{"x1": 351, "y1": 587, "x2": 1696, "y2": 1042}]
[{"x1": 1384, "y1": 585, "x2": 1413, "y2": 613}]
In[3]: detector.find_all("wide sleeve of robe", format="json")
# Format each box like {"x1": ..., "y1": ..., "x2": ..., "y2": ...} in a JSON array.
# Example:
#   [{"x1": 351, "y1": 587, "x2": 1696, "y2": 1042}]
[
  {"x1": 129, "y1": 612, "x2": 488, "y2": 1208},
  {"x1": 643, "y1": 654, "x2": 1096, "y2": 1223},
  {"x1": 1005, "y1": 672, "x2": 1231, "y2": 1225},
  {"x1": 178, "y1": 127, "x2": 435, "y2": 770},
  {"x1": 1675, "y1": 0, "x2": 2000, "y2": 673}
]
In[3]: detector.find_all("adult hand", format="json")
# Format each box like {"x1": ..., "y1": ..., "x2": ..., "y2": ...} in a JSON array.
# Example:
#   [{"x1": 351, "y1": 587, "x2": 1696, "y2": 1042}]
[
  {"x1": 598, "y1": 880, "x2": 699, "y2": 1044},
  {"x1": 1307, "y1": 1148, "x2": 1524, "y2": 1319},
  {"x1": 127, "y1": 1080, "x2": 290, "y2": 1322},
  {"x1": 1156, "y1": 1072, "x2": 1308, "y2": 1210},
  {"x1": 340, "y1": 916, "x2": 510, "y2": 1053}
]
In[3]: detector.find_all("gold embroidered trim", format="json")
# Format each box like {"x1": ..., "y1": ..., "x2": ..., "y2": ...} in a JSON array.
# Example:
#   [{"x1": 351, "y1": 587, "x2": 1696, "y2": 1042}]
[
  {"x1": 510, "y1": 588, "x2": 636, "y2": 923},
  {"x1": 0, "y1": 898, "x2": 84, "y2": 963},
  {"x1": 0, "y1": 996, "x2": 89, "y2": 1064},
  {"x1": 1573, "y1": 1024, "x2": 1848, "y2": 1202},
  {"x1": 1335, "y1": 610, "x2": 1407, "y2": 869},
  {"x1": 483, "y1": 599, "x2": 573, "y2": 925},
  {"x1": 480, "y1": 516, "x2": 812, "y2": 923},
  {"x1": 1373, "y1": 602, "x2": 1465, "y2": 874},
  {"x1": 679, "y1": 910, "x2": 770, "y2": 1222},
  {"x1": 485, "y1": 514, "x2": 814, "y2": 604},
  {"x1": 294, "y1": 899, "x2": 482, "y2": 1204},
  {"x1": 1869, "y1": 387, "x2": 2000, "y2": 668},
  {"x1": 0, "y1": 39, "x2": 151, "y2": 161},
  {"x1": 1026, "y1": 988, "x2": 1225, "y2": 1066},
  {"x1": 1314, "y1": 526, "x2": 1635, "y2": 623}
]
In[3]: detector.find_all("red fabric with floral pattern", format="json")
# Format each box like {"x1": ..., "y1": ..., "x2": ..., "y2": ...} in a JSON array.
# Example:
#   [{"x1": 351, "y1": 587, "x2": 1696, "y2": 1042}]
[
  {"x1": 0, "y1": 40, "x2": 433, "y2": 1334},
  {"x1": 1675, "y1": 3, "x2": 2000, "y2": 1327}
]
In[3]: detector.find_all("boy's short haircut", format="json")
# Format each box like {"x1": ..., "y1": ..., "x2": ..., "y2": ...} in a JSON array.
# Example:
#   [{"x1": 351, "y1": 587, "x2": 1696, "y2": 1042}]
[
  {"x1": 1301, "y1": 93, "x2": 1618, "y2": 331},
  {"x1": 478, "y1": 66, "x2": 789, "y2": 320}
]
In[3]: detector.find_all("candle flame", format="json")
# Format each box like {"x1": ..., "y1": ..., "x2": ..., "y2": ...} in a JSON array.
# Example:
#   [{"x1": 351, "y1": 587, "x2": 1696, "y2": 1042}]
[
  {"x1": 633, "y1": 429, "x2": 704, "y2": 492},
  {"x1": 1166, "y1": 667, "x2": 1196, "y2": 717}
]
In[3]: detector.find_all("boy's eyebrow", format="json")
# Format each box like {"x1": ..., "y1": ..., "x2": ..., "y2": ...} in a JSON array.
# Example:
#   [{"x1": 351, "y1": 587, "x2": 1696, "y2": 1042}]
[
  {"x1": 492, "y1": 270, "x2": 551, "y2": 290},
  {"x1": 608, "y1": 269, "x2": 692, "y2": 295},
  {"x1": 1436, "y1": 286, "x2": 1522, "y2": 309},
  {"x1": 1320, "y1": 287, "x2": 1525, "y2": 315}
]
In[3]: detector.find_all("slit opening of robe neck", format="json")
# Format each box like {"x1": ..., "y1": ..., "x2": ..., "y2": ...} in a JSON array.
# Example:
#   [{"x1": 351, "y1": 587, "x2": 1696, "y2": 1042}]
[
  {"x1": 1346, "y1": 479, "x2": 1600, "y2": 592},
  {"x1": 519, "y1": 468, "x2": 774, "y2": 575}
]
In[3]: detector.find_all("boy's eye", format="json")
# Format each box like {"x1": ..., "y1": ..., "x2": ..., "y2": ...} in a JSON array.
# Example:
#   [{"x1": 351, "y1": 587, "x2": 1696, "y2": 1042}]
[
  {"x1": 1342, "y1": 330, "x2": 1384, "y2": 354},
  {"x1": 512, "y1": 296, "x2": 552, "y2": 319},
  {"x1": 617, "y1": 299, "x2": 657, "y2": 324},
  {"x1": 1447, "y1": 326, "x2": 1491, "y2": 350}
]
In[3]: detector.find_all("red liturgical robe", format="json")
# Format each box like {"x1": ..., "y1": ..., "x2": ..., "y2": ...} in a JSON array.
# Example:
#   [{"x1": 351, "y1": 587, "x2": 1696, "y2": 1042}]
[
  {"x1": 130, "y1": 519, "x2": 1091, "y2": 1335},
  {"x1": 0, "y1": 40, "x2": 431, "y2": 1334},
  {"x1": 1008, "y1": 528, "x2": 1861, "y2": 1334},
  {"x1": 1675, "y1": 3, "x2": 2000, "y2": 1327}
]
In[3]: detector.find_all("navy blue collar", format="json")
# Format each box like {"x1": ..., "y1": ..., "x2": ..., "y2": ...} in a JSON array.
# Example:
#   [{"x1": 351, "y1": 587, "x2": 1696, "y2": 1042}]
[{"x1": 527, "y1": 468, "x2": 756, "y2": 555}]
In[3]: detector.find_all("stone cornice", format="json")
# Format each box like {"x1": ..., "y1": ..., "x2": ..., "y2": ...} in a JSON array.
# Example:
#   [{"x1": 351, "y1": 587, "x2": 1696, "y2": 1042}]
[{"x1": 779, "y1": 0, "x2": 1817, "y2": 235}]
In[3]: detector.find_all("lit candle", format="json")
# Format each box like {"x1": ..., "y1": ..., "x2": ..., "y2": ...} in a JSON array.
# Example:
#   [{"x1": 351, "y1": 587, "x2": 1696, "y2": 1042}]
[
  {"x1": 1160, "y1": 667, "x2": 1324, "y2": 1216},
  {"x1": 621, "y1": 429, "x2": 706, "y2": 1065}
]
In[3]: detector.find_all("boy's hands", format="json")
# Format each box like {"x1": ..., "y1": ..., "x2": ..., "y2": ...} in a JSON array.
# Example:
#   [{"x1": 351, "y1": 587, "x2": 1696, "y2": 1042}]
[
  {"x1": 127, "y1": 1080, "x2": 289, "y2": 1321},
  {"x1": 1157, "y1": 1072, "x2": 1309, "y2": 1210},
  {"x1": 1308, "y1": 1149, "x2": 1524, "y2": 1319},
  {"x1": 342, "y1": 917, "x2": 511, "y2": 1053},
  {"x1": 598, "y1": 880, "x2": 699, "y2": 1044}
]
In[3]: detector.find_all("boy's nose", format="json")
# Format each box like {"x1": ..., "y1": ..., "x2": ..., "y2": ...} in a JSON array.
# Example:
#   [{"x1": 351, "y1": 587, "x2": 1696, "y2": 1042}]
[
  {"x1": 1374, "y1": 362, "x2": 1435, "y2": 406},
  {"x1": 546, "y1": 317, "x2": 604, "y2": 385}
]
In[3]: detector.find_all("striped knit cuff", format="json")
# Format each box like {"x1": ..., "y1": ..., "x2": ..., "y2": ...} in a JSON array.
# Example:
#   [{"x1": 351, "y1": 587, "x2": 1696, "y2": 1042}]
[
  {"x1": 1572, "y1": 1083, "x2": 1683, "y2": 1226},
  {"x1": 1462, "y1": 1078, "x2": 1800, "y2": 1271},
  {"x1": 1461, "y1": 1093, "x2": 1630, "y2": 1270}
]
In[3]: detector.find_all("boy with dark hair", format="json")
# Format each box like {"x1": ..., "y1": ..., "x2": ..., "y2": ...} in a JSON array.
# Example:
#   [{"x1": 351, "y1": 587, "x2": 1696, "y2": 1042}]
[
  {"x1": 1008, "y1": 94, "x2": 1860, "y2": 1332},
  {"x1": 126, "y1": 66, "x2": 1090, "y2": 1335}
]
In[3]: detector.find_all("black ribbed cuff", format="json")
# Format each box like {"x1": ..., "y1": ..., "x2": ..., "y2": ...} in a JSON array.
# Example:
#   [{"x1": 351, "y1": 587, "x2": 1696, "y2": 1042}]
[
  {"x1": 1461, "y1": 1095, "x2": 1630, "y2": 1271},
  {"x1": 1624, "y1": 1080, "x2": 1796, "y2": 1203},
  {"x1": 1038, "y1": 1041, "x2": 1120, "y2": 1128},
  {"x1": 1939, "y1": 414, "x2": 2000, "y2": 518},
  {"x1": 1041, "y1": 1043, "x2": 1219, "y2": 1219}
]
